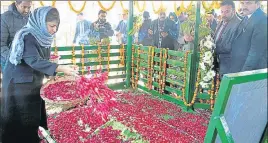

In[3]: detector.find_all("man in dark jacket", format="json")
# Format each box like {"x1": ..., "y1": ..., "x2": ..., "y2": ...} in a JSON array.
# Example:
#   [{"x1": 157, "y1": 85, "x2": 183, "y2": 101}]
[
  {"x1": 1, "y1": 0, "x2": 32, "y2": 70},
  {"x1": 89, "y1": 10, "x2": 114, "y2": 43},
  {"x1": 214, "y1": 0, "x2": 241, "y2": 78},
  {"x1": 148, "y1": 10, "x2": 178, "y2": 50},
  {"x1": 88, "y1": 10, "x2": 114, "y2": 70},
  {"x1": 138, "y1": 11, "x2": 152, "y2": 46},
  {"x1": 169, "y1": 12, "x2": 181, "y2": 51},
  {"x1": 229, "y1": 1, "x2": 267, "y2": 74}
]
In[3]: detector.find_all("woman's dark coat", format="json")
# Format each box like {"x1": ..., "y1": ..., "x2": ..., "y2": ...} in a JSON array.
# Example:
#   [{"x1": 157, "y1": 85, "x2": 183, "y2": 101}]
[{"x1": 1, "y1": 34, "x2": 58, "y2": 143}]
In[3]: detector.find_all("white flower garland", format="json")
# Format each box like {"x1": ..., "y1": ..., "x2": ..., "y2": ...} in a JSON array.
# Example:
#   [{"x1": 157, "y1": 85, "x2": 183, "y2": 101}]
[{"x1": 199, "y1": 35, "x2": 216, "y2": 89}]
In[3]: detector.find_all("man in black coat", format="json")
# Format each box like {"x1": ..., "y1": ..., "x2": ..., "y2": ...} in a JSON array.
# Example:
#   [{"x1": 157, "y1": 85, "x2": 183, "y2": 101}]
[
  {"x1": 229, "y1": 1, "x2": 267, "y2": 73},
  {"x1": 138, "y1": 11, "x2": 152, "y2": 46},
  {"x1": 1, "y1": 0, "x2": 32, "y2": 70},
  {"x1": 214, "y1": 0, "x2": 241, "y2": 78},
  {"x1": 89, "y1": 10, "x2": 114, "y2": 42},
  {"x1": 148, "y1": 10, "x2": 178, "y2": 50}
]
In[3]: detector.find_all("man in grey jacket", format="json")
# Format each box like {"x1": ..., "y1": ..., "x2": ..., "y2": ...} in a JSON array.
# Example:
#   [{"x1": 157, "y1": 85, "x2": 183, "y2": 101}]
[
  {"x1": 1, "y1": 0, "x2": 32, "y2": 70},
  {"x1": 214, "y1": 0, "x2": 241, "y2": 78},
  {"x1": 229, "y1": 1, "x2": 267, "y2": 73}
]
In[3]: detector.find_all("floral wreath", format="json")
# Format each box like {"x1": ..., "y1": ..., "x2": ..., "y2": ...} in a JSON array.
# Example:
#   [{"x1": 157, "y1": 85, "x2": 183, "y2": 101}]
[{"x1": 199, "y1": 34, "x2": 216, "y2": 89}]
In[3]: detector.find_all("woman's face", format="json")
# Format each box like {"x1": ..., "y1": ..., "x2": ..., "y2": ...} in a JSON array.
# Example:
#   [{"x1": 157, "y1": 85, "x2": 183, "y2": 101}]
[{"x1": 46, "y1": 21, "x2": 58, "y2": 35}]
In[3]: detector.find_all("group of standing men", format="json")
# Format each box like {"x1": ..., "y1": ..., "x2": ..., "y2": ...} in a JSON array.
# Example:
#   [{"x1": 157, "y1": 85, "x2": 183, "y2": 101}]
[
  {"x1": 72, "y1": 10, "x2": 128, "y2": 45},
  {"x1": 213, "y1": 0, "x2": 267, "y2": 78},
  {"x1": 72, "y1": 8, "x2": 180, "y2": 51},
  {"x1": 1, "y1": 0, "x2": 267, "y2": 78}
]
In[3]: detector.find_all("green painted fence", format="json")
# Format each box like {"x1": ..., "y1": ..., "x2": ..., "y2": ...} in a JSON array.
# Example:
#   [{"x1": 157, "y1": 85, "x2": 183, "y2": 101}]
[
  {"x1": 131, "y1": 45, "x2": 213, "y2": 111},
  {"x1": 51, "y1": 45, "x2": 268, "y2": 143},
  {"x1": 51, "y1": 44, "x2": 214, "y2": 111},
  {"x1": 51, "y1": 45, "x2": 127, "y2": 90}
]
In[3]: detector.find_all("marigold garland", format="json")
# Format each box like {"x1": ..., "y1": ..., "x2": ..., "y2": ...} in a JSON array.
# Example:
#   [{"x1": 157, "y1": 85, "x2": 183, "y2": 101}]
[
  {"x1": 152, "y1": 1, "x2": 167, "y2": 14},
  {"x1": 202, "y1": 1, "x2": 216, "y2": 12},
  {"x1": 72, "y1": 44, "x2": 76, "y2": 65},
  {"x1": 119, "y1": 44, "x2": 125, "y2": 66},
  {"x1": 40, "y1": 1, "x2": 56, "y2": 7},
  {"x1": 81, "y1": 44, "x2": 85, "y2": 75},
  {"x1": 53, "y1": 38, "x2": 58, "y2": 56},
  {"x1": 181, "y1": 51, "x2": 200, "y2": 107},
  {"x1": 135, "y1": 1, "x2": 146, "y2": 13},
  {"x1": 68, "y1": 1, "x2": 86, "y2": 14},
  {"x1": 174, "y1": 1, "x2": 193, "y2": 16},
  {"x1": 174, "y1": 1, "x2": 184, "y2": 16},
  {"x1": 120, "y1": 1, "x2": 128, "y2": 12},
  {"x1": 180, "y1": 51, "x2": 189, "y2": 100},
  {"x1": 131, "y1": 46, "x2": 135, "y2": 88},
  {"x1": 213, "y1": 1, "x2": 220, "y2": 9},
  {"x1": 98, "y1": 1, "x2": 116, "y2": 12}
]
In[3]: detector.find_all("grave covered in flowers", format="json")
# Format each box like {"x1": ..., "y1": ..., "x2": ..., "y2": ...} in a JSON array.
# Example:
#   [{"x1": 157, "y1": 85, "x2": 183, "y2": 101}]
[
  {"x1": 40, "y1": 70, "x2": 211, "y2": 143},
  {"x1": 38, "y1": 1, "x2": 222, "y2": 142},
  {"x1": 41, "y1": 12, "x2": 218, "y2": 143}
]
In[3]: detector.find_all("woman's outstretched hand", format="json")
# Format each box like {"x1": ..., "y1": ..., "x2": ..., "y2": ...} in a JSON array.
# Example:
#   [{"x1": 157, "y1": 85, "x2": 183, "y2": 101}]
[{"x1": 56, "y1": 65, "x2": 79, "y2": 77}]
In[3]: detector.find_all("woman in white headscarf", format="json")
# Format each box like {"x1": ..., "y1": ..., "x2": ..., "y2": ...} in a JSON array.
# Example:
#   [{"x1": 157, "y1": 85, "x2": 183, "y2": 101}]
[{"x1": 1, "y1": 6, "x2": 78, "y2": 143}]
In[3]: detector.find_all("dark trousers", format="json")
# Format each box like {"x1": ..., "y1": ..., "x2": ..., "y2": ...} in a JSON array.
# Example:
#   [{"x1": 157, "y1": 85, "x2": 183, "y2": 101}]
[{"x1": 1, "y1": 124, "x2": 39, "y2": 143}]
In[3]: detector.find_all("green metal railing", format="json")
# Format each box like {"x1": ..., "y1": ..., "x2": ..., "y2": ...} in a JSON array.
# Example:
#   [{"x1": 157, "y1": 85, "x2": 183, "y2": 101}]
[
  {"x1": 132, "y1": 45, "x2": 191, "y2": 110},
  {"x1": 49, "y1": 46, "x2": 267, "y2": 143},
  {"x1": 205, "y1": 69, "x2": 268, "y2": 143},
  {"x1": 49, "y1": 2, "x2": 216, "y2": 111},
  {"x1": 51, "y1": 45, "x2": 126, "y2": 90},
  {"x1": 51, "y1": 44, "x2": 214, "y2": 111},
  {"x1": 48, "y1": 1, "x2": 268, "y2": 143},
  {"x1": 131, "y1": 45, "x2": 213, "y2": 111}
]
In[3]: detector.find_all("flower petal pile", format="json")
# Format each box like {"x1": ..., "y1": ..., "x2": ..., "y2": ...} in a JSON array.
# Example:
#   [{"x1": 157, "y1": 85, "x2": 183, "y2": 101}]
[
  {"x1": 45, "y1": 91, "x2": 211, "y2": 143},
  {"x1": 76, "y1": 71, "x2": 117, "y2": 121},
  {"x1": 43, "y1": 80, "x2": 80, "y2": 101},
  {"x1": 43, "y1": 69, "x2": 117, "y2": 120}
]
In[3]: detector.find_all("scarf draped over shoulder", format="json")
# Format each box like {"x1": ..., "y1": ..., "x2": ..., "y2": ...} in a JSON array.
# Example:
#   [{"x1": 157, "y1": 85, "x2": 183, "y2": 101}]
[{"x1": 9, "y1": 6, "x2": 55, "y2": 65}]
